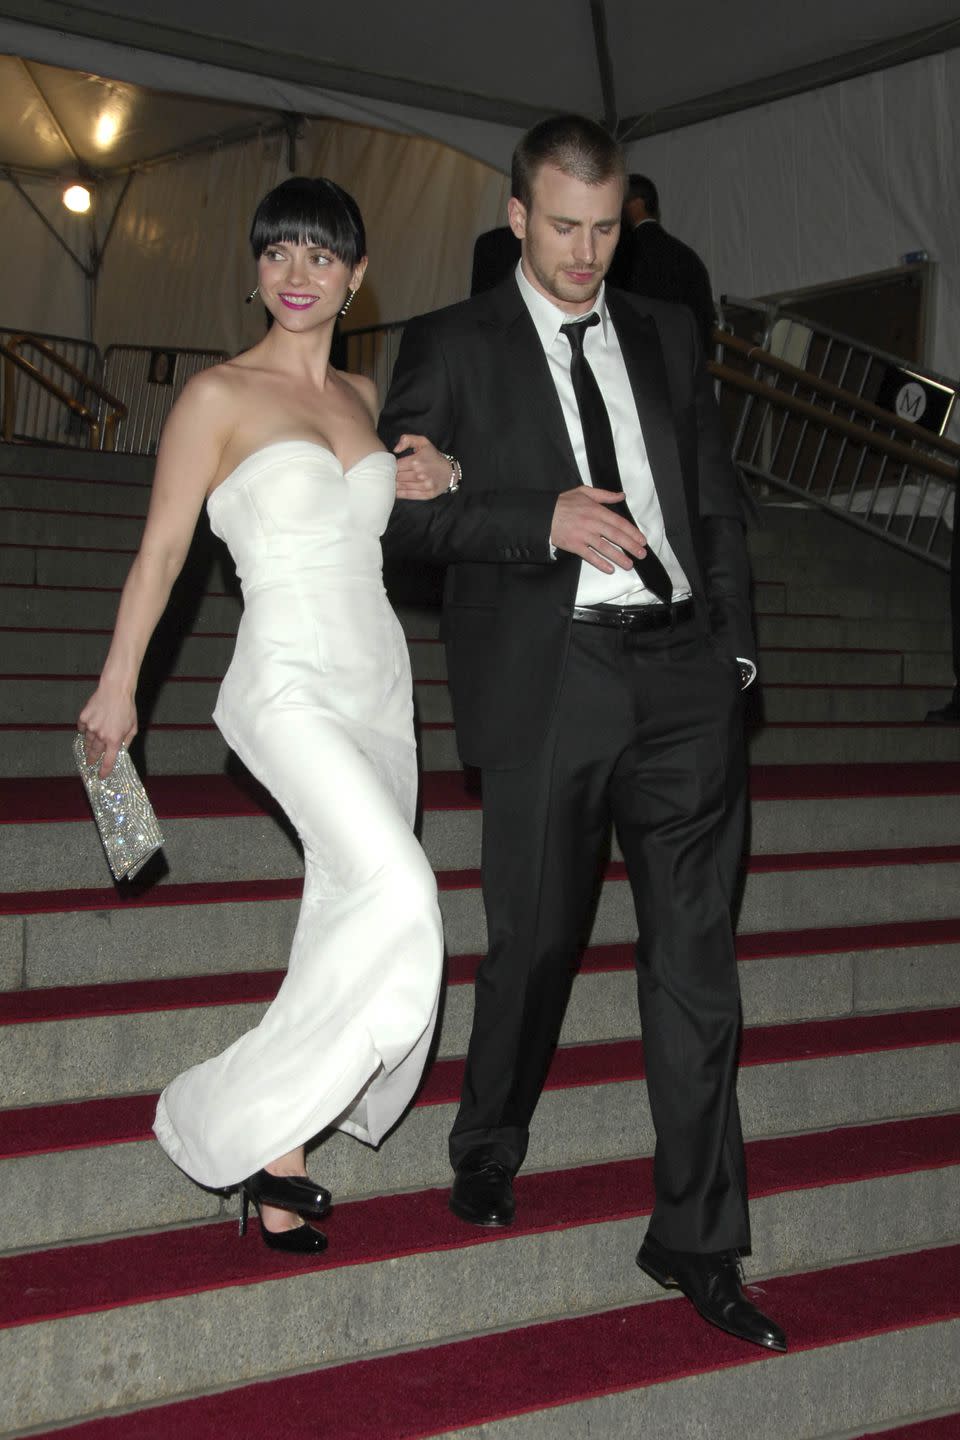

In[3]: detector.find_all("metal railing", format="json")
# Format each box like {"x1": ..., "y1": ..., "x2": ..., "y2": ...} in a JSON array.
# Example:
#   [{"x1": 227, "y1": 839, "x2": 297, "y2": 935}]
[
  {"x1": 1, "y1": 334, "x2": 126, "y2": 450},
  {"x1": 0, "y1": 328, "x2": 104, "y2": 447},
  {"x1": 720, "y1": 297, "x2": 957, "y2": 431},
  {"x1": 103, "y1": 345, "x2": 227, "y2": 455},
  {"x1": 711, "y1": 319, "x2": 958, "y2": 570},
  {"x1": 342, "y1": 322, "x2": 406, "y2": 403}
]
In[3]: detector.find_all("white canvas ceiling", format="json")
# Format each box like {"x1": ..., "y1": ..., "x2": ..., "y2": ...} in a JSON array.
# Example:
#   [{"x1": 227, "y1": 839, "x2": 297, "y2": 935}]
[
  {"x1": 1, "y1": 1, "x2": 960, "y2": 175},
  {"x1": 0, "y1": 54, "x2": 282, "y2": 175}
]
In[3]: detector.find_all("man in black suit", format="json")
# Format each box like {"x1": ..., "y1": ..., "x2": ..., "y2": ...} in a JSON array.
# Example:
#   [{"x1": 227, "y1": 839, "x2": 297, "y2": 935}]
[
  {"x1": 470, "y1": 224, "x2": 521, "y2": 296},
  {"x1": 608, "y1": 174, "x2": 716, "y2": 355},
  {"x1": 380, "y1": 115, "x2": 784, "y2": 1353}
]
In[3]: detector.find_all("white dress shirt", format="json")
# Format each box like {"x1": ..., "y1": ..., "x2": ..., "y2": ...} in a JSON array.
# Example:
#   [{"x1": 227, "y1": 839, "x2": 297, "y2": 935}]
[{"x1": 515, "y1": 261, "x2": 691, "y2": 609}]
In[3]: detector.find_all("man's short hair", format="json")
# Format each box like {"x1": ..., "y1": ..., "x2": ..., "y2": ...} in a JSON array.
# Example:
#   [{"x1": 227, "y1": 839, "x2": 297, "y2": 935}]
[
  {"x1": 511, "y1": 114, "x2": 625, "y2": 210},
  {"x1": 626, "y1": 174, "x2": 660, "y2": 220}
]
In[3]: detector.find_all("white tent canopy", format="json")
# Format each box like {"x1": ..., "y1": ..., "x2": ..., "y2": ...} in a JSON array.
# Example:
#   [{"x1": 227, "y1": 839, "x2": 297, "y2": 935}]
[
  {"x1": 3, "y1": 1, "x2": 960, "y2": 172},
  {"x1": 2, "y1": 1, "x2": 960, "y2": 387}
]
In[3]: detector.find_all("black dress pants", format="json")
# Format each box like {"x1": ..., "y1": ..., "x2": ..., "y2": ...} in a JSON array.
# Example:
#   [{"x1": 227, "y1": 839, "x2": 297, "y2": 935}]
[{"x1": 449, "y1": 613, "x2": 751, "y2": 1254}]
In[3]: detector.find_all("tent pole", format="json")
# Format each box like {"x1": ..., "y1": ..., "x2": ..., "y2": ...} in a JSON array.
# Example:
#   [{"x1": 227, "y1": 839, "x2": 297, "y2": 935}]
[{"x1": 588, "y1": 0, "x2": 618, "y2": 136}]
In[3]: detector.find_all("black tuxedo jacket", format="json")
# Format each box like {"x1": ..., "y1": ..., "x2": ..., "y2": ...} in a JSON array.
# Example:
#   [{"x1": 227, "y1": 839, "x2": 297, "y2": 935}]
[
  {"x1": 608, "y1": 221, "x2": 716, "y2": 355},
  {"x1": 379, "y1": 276, "x2": 753, "y2": 771}
]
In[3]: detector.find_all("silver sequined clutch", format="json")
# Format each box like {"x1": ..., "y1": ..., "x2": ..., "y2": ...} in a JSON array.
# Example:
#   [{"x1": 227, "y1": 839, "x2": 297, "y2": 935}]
[{"x1": 73, "y1": 735, "x2": 164, "y2": 881}]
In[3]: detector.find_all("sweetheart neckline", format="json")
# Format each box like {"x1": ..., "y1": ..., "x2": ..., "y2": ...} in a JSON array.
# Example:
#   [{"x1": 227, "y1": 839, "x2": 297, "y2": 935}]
[{"x1": 209, "y1": 440, "x2": 393, "y2": 502}]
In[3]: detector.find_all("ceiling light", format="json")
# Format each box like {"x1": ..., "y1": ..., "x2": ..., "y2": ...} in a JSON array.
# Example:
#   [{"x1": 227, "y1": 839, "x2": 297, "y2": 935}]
[
  {"x1": 94, "y1": 112, "x2": 121, "y2": 149},
  {"x1": 63, "y1": 184, "x2": 92, "y2": 214}
]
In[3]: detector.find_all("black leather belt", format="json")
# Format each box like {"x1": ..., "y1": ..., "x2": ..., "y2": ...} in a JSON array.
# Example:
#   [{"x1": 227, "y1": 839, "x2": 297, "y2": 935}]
[{"x1": 572, "y1": 598, "x2": 694, "y2": 631}]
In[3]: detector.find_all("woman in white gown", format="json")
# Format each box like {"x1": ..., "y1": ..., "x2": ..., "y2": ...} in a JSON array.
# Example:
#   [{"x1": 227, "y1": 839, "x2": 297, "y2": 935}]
[{"x1": 78, "y1": 178, "x2": 447, "y2": 1253}]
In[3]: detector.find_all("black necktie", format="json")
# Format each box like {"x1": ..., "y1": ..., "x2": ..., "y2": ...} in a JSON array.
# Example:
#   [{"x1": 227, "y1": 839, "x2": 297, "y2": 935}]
[{"x1": 560, "y1": 314, "x2": 673, "y2": 605}]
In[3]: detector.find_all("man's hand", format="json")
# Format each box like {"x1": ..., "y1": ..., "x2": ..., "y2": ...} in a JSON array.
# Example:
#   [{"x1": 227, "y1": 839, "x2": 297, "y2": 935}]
[
  {"x1": 393, "y1": 434, "x2": 452, "y2": 500},
  {"x1": 550, "y1": 487, "x2": 649, "y2": 572}
]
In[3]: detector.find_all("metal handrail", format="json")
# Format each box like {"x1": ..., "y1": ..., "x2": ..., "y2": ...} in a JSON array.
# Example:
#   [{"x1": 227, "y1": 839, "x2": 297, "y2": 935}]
[
  {"x1": 1, "y1": 334, "x2": 127, "y2": 450},
  {"x1": 102, "y1": 344, "x2": 227, "y2": 455},
  {"x1": 709, "y1": 357, "x2": 959, "y2": 483},
  {"x1": 715, "y1": 331, "x2": 960, "y2": 466},
  {"x1": 709, "y1": 333, "x2": 956, "y2": 567}
]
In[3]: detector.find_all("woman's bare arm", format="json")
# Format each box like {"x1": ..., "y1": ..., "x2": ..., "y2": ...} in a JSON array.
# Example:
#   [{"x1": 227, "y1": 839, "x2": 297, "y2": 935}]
[{"x1": 78, "y1": 370, "x2": 233, "y2": 775}]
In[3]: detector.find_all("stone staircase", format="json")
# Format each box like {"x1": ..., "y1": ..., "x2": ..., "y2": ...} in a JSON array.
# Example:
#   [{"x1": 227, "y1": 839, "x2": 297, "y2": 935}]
[{"x1": 0, "y1": 445, "x2": 958, "y2": 1439}]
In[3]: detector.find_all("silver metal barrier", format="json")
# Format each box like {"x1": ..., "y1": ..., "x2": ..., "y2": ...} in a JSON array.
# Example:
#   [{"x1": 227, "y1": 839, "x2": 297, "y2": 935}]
[
  {"x1": 104, "y1": 345, "x2": 227, "y2": 455},
  {"x1": 0, "y1": 328, "x2": 102, "y2": 447},
  {"x1": 712, "y1": 317, "x2": 958, "y2": 570},
  {"x1": 720, "y1": 298, "x2": 957, "y2": 428},
  {"x1": 342, "y1": 322, "x2": 406, "y2": 401}
]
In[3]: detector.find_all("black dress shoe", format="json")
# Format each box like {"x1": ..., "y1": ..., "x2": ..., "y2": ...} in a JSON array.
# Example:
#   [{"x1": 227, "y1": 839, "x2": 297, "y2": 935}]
[
  {"x1": 637, "y1": 1234, "x2": 787, "y2": 1352},
  {"x1": 450, "y1": 1154, "x2": 515, "y2": 1227}
]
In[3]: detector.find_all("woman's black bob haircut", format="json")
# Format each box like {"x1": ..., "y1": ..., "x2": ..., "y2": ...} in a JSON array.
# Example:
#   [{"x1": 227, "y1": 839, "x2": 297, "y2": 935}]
[{"x1": 249, "y1": 177, "x2": 366, "y2": 267}]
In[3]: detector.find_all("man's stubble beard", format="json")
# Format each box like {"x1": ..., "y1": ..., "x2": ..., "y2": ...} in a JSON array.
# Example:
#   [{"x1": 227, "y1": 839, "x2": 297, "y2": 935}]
[{"x1": 524, "y1": 239, "x2": 604, "y2": 309}]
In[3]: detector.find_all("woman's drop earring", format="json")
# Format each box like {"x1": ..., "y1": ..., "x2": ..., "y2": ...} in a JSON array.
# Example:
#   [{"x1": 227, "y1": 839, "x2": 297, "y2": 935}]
[
  {"x1": 245, "y1": 285, "x2": 260, "y2": 304},
  {"x1": 339, "y1": 288, "x2": 356, "y2": 318}
]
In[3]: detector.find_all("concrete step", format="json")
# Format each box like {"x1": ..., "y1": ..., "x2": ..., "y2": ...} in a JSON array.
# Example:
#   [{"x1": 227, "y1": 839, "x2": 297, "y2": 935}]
[
  {"x1": 755, "y1": 579, "x2": 953, "y2": 622},
  {"x1": 0, "y1": 445, "x2": 154, "y2": 484},
  {"x1": 0, "y1": 636, "x2": 944, "y2": 694},
  {"x1": 0, "y1": 471, "x2": 150, "y2": 516},
  {"x1": 5, "y1": 713, "x2": 959, "y2": 776},
  {"x1": 1, "y1": 506, "x2": 146, "y2": 550},
  {"x1": 748, "y1": 504, "x2": 952, "y2": 578},
  {"x1": 1, "y1": 1126, "x2": 956, "y2": 1433},
  {"x1": 1, "y1": 1010, "x2": 956, "y2": 1250},
  {"x1": 0, "y1": 542, "x2": 135, "y2": 588},
  {"x1": 759, "y1": 684, "x2": 951, "y2": 723},
  {"x1": 755, "y1": 613, "x2": 952, "y2": 651},
  {"x1": 0, "y1": 582, "x2": 243, "y2": 633},
  {"x1": 4, "y1": 846, "x2": 960, "y2": 992},
  {"x1": 906, "y1": 651, "x2": 960, "y2": 686},
  {"x1": 759, "y1": 649, "x2": 916, "y2": 684},
  {"x1": 0, "y1": 628, "x2": 447, "y2": 679},
  {"x1": 746, "y1": 723, "x2": 960, "y2": 764},
  {"x1": 1, "y1": 610, "x2": 955, "y2": 676},
  {"x1": 4, "y1": 768, "x2": 960, "y2": 891},
  {"x1": 1, "y1": 575, "x2": 946, "y2": 632},
  {"x1": 6, "y1": 717, "x2": 959, "y2": 777},
  {"x1": 4, "y1": 926, "x2": 958, "y2": 1108}
]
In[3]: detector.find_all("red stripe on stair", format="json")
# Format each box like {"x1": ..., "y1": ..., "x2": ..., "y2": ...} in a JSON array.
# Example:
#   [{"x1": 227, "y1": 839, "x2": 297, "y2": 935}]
[
  {"x1": 854, "y1": 1419, "x2": 960, "y2": 1439},
  {"x1": 0, "y1": 472, "x2": 149, "y2": 489},
  {"x1": 0, "y1": 541, "x2": 136, "y2": 555},
  {"x1": 6, "y1": 844, "x2": 960, "y2": 918},
  {"x1": 2, "y1": 1009, "x2": 957, "y2": 1158},
  {"x1": 23, "y1": 1245, "x2": 960, "y2": 1439},
  {"x1": 4, "y1": 763, "x2": 960, "y2": 825},
  {"x1": 0, "y1": 504, "x2": 143, "y2": 522},
  {"x1": 1, "y1": 1116, "x2": 956, "y2": 1331}
]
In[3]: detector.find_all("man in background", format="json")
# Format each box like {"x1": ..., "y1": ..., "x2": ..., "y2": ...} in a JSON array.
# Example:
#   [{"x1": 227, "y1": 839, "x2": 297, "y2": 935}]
[
  {"x1": 608, "y1": 173, "x2": 716, "y2": 355},
  {"x1": 470, "y1": 224, "x2": 521, "y2": 296}
]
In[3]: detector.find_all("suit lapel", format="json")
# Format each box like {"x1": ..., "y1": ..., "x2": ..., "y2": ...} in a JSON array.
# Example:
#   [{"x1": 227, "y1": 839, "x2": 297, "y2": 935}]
[
  {"x1": 484, "y1": 279, "x2": 581, "y2": 486},
  {"x1": 605, "y1": 289, "x2": 688, "y2": 537}
]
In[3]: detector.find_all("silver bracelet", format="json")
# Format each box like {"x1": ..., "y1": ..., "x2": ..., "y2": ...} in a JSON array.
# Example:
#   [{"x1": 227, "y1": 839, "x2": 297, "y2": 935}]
[{"x1": 440, "y1": 452, "x2": 462, "y2": 493}]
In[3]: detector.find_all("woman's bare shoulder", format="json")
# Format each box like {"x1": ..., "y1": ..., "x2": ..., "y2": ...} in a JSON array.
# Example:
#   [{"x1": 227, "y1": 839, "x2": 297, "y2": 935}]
[{"x1": 339, "y1": 370, "x2": 379, "y2": 420}]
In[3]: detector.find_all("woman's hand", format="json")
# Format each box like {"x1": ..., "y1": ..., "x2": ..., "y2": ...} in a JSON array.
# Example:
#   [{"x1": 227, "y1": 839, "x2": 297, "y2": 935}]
[
  {"x1": 394, "y1": 434, "x2": 455, "y2": 500},
  {"x1": 77, "y1": 685, "x2": 138, "y2": 779}
]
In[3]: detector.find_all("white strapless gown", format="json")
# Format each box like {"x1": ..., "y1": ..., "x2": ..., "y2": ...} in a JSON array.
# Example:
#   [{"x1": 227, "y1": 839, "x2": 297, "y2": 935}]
[{"x1": 153, "y1": 442, "x2": 444, "y2": 1189}]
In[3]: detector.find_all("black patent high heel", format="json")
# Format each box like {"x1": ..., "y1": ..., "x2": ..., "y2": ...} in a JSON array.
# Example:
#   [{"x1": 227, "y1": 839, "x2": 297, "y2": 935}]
[{"x1": 239, "y1": 1170, "x2": 332, "y2": 1254}]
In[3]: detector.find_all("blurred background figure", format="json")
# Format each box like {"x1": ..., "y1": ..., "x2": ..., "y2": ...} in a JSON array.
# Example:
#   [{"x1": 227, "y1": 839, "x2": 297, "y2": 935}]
[{"x1": 608, "y1": 173, "x2": 716, "y2": 355}]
